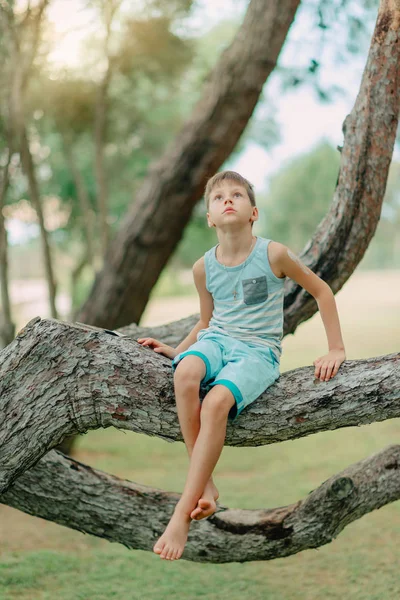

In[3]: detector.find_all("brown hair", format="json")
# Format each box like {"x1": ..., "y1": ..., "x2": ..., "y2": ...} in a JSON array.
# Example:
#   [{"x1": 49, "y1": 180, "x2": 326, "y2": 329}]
[{"x1": 204, "y1": 170, "x2": 256, "y2": 211}]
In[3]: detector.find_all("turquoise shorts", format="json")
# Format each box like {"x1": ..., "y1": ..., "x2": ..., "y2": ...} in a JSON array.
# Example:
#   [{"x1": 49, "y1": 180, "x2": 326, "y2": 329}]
[{"x1": 171, "y1": 329, "x2": 280, "y2": 422}]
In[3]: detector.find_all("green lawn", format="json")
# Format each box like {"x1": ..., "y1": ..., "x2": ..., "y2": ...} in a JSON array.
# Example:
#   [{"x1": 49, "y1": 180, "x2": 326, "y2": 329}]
[{"x1": 1, "y1": 271, "x2": 399, "y2": 600}]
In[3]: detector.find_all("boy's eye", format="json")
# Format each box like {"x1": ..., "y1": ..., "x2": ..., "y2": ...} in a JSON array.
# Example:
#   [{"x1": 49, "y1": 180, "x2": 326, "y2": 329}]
[{"x1": 234, "y1": 192, "x2": 242, "y2": 197}]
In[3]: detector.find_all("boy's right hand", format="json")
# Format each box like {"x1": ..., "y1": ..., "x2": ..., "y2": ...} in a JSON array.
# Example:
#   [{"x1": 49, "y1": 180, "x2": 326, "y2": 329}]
[{"x1": 137, "y1": 337, "x2": 177, "y2": 359}]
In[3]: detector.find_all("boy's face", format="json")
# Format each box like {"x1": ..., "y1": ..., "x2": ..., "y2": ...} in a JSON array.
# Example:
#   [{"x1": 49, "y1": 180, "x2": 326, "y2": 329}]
[{"x1": 206, "y1": 180, "x2": 258, "y2": 231}]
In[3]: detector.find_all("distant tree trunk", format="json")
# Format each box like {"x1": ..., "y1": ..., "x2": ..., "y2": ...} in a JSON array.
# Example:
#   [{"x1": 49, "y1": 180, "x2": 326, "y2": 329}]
[
  {"x1": 5, "y1": 0, "x2": 56, "y2": 317},
  {"x1": 0, "y1": 150, "x2": 15, "y2": 348},
  {"x1": 94, "y1": 70, "x2": 111, "y2": 257},
  {"x1": 19, "y1": 126, "x2": 58, "y2": 318},
  {"x1": 68, "y1": 251, "x2": 91, "y2": 322},
  {"x1": 63, "y1": 138, "x2": 97, "y2": 267},
  {"x1": 76, "y1": 0, "x2": 302, "y2": 328},
  {"x1": 93, "y1": 0, "x2": 122, "y2": 256}
]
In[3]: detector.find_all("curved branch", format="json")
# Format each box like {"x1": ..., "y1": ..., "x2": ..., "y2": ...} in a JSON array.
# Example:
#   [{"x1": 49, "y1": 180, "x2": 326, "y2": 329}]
[
  {"x1": 284, "y1": 0, "x2": 400, "y2": 334},
  {"x1": 2, "y1": 444, "x2": 400, "y2": 562},
  {"x1": 0, "y1": 317, "x2": 398, "y2": 494}
]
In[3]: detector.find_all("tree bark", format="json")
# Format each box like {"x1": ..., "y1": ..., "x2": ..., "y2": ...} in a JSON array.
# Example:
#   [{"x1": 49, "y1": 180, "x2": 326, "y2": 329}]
[
  {"x1": 1, "y1": 0, "x2": 399, "y2": 564},
  {"x1": 76, "y1": 0, "x2": 302, "y2": 329},
  {"x1": 2, "y1": 445, "x2": 400, "y2": 562},
  {"x1": 0, "y1": 316, "x2": 398, "y2": 495},
  {"x1": 0, "y1": 317, "x2": 398, "y2": 561}
]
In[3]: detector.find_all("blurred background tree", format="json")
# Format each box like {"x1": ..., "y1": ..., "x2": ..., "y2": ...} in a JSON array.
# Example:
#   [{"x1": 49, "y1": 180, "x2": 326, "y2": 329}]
[{"x1": 0, "y1": 0, "x2": 398, "y2": 337}]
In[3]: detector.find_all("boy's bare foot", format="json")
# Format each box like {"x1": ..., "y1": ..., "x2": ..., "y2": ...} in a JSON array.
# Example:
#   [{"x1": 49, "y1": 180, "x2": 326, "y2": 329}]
[
  {"x1": 190, "y1": 480, "x2": 219, "y2": 521},
  {"x1": 153, "y1": 507, "x2": 191, "y2": 560}
]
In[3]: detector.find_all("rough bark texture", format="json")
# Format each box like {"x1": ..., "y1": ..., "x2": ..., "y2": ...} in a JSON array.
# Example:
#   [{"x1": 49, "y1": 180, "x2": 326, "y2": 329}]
[
  {"x1": 1, "y1": 429, "x2": 400, "y2": 562},
  {"x1": 76, "y1": 0, "x2": 301, "y2": 328},
  {"x1": 0, "y1": 317, "x2": 398, "y2": 496},
  {"x1": 1, "y1": 0, "x2": 400, "y2": 564}
]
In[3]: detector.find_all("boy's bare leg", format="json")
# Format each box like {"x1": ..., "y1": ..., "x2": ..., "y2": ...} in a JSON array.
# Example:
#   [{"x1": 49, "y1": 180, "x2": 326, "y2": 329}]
[
  {"x1": 173, "y1": 356, "x2": 219, "y2": 520},
  {"x1": 154, "y1": 384, "x2": 235, "y2": 560}
]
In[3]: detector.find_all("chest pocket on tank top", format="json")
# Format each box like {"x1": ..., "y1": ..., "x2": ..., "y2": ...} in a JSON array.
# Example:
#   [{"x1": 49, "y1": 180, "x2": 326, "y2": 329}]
[{"x1": 242, "y1": 275, "x2": 268, "y2": 305}]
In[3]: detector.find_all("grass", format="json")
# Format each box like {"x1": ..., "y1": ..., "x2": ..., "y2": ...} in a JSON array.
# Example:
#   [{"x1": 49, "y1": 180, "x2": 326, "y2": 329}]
[{"x1": 1, "y1": 270, "x2": 399, "y2": 599}]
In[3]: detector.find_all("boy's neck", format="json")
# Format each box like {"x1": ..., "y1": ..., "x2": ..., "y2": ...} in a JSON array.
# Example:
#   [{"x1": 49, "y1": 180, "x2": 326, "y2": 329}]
[{"x1": 215, "y1": 231, "x2": 256, "y2": 265}]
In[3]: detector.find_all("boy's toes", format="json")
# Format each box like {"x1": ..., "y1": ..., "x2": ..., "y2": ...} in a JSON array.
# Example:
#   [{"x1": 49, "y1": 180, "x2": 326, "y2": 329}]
[
  {"x1": 190, "y1": 506, "x2": 202, "y2": 519},
  {"x1": 167, "y1": 547, "x2": 175, "y2": 560},
  {"x1": 153, "y1": 540, "x2": 165, "y2": 555},
  {"x1": 191, "y1": 498, "x2": 216, "y2": 520},
  {"x1": 160, "y1": 546, "x2": 169, "y2": 559}
]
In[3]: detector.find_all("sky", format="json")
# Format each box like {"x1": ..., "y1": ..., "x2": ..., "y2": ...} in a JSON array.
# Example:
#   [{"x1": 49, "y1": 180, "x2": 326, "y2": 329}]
[{"x1": 7, "y1": 0, "x2": 390, "y2": 240}]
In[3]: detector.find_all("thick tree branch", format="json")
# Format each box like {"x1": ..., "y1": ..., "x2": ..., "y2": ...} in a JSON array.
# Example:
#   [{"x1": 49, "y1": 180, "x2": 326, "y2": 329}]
[
  {"x1": 78, "y1": 0, "x2": 400, "y2": 343},
  {"x1": 0, "y1": 317, "x2": 398, "y2": 495},
  {"x1": 2, "y1": 443, "x2": 400, "y2": 562},
  {"x1": 284, "y1": 0, "x2": 400, "y2": 334},
  {"x1": 1, "y1": 0, "x2": 399, "y2": 565},
  {"x1": 114, "y1": 0, "x2": 400, "y2": 347}
]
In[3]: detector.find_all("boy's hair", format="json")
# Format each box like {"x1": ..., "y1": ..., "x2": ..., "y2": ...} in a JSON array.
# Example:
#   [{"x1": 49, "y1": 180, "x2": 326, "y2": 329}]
[{"x1": 204, "y1": 170, "x2": 256, "y2": 211}]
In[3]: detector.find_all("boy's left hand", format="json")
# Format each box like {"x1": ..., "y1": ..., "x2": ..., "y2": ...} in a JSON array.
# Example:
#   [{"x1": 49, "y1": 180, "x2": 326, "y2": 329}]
[{"x1": 313, "y1": 348, "x2": 346, "y2": 381}]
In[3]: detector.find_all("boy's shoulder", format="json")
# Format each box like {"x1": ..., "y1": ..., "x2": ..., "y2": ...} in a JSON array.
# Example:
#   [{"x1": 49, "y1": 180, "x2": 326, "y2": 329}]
[
  {"x1": 192, "y1": 242, "x2": 216, "y2": 271},
  {"x1": 192, "y1": 255, "x2": 205, "y2": 276},
  {"x1": 267, "y1": 239, "x2": 288, "y2": 279}
]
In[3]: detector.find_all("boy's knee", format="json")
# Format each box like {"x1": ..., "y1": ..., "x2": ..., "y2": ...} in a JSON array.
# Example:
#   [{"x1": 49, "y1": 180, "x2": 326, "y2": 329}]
[
  {"x1": 201, "y1": 385, "x2": 236, "y2": 418},
  {"x1": 173, "y1": 355, "x2": 206, "y2": 388}
]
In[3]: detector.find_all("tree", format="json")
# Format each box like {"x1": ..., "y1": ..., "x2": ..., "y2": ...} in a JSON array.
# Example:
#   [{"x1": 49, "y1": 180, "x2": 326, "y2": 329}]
[
  {"x1": 0, "y1": 0, "x2": 58, "y2": 319},
  {"x1": 0, "y1": 0, "x2": 399, "y2": 562},
  {"x1": 0, "y1": 317, "x2": 398, "y2": 561},
  {"x1": 75, "y1": 0, "x2": 302, "y2": 327}
]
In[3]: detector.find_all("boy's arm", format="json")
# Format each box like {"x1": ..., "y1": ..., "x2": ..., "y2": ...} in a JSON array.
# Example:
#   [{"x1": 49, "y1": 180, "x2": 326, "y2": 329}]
[
  {"x1": 174, "y1": 257, "x2": 214, "y2": 355},
  {"x1": 272, "y1": 242, "x2": 346, "y2": 381}
]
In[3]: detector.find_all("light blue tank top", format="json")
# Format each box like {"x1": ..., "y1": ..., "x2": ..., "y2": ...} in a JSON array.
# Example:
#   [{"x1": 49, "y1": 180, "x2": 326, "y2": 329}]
[{"x1": 198, "y1": 236, "x2": 286, "y2": 362}]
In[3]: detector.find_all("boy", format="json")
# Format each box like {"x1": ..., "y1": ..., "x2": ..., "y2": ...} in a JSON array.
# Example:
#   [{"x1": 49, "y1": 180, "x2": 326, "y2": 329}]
[{"x1": 137, "y1": 170, "x2": 346, "y2": 561}]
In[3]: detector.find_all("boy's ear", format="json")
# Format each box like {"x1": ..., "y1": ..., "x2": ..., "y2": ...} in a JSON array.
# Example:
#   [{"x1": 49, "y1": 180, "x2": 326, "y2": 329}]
[
  {"x1": 250, "y1": 206, "x2": 259, "y2": 224},
  {"x1": 206, "y1": 212, "x2": 215, "y2": 228}
]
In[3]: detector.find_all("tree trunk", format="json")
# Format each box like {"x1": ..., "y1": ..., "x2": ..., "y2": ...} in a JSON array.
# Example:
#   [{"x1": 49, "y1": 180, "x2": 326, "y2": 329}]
[
  {"x1": 76, "y1": 0, "x2": 302, "y2": 329},
  {"x1": 94, "y1": 71, "x2": 111, "y2": 256},
  {"x1": 93, "y1": 0, "x2": 121, "y2": 256},
  {"x1": 0, "y1": 150, "x2": 15, "y2": 348},
  {"x1": 6, "y1": 0, "x2": 57, "y2": 318},
  {"x1": 0, "y1": 317, "x2": 398, "y2": 561},
  {"x1": 19, "y1": 126, "x2": 58, "y2": 318},
  {"x1": 63, "y1": 137, "x2": 97, "y2": 267}
]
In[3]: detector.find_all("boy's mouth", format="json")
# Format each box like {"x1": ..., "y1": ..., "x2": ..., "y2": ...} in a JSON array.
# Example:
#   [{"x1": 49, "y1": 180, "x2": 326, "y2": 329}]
[{"x1": 223, "y1": 208, "x2": 236, "y2": 213}]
